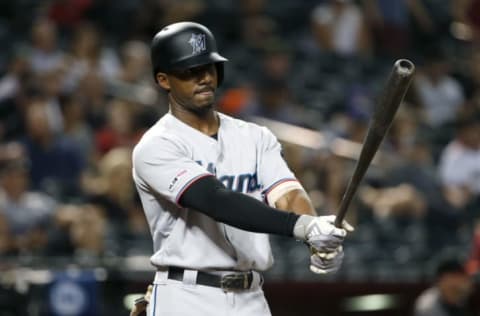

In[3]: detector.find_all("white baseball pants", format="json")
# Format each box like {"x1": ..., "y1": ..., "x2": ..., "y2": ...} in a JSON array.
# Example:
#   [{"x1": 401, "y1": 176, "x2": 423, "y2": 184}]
[{"x1": 147, "y1": 269, "x2": 272, "y2": 316}]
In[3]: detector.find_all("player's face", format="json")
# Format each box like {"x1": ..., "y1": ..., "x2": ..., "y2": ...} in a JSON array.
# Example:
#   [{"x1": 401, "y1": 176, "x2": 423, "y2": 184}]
[{"x1": 158, "y1": 63, "x2": 218, "y2": 114}]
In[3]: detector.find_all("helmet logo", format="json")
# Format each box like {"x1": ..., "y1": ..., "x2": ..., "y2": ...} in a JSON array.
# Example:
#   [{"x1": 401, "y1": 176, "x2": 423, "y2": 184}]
[{"x1": 188, "y1": 33, "x2": 206, "y2": 55}]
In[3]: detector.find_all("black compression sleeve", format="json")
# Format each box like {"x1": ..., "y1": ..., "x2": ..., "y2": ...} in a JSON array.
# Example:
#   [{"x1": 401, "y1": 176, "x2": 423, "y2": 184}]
[{"x1": 178, "y1": 175, "x2": 299, "y2": 237}]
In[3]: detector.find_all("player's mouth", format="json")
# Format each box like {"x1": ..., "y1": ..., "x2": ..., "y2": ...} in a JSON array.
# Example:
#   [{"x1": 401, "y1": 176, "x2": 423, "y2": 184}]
[{"x1": 195, "y1": 86, "x2": 215, "y2": 97}]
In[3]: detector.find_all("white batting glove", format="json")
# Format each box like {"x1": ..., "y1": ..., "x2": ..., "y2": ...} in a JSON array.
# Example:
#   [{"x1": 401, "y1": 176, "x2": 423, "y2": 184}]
[
  {"x1": 293, "y1": 215, "x2": 354, "y2": 252},
  {"x1": 309, "y1": 246, "x2": 344, "y2": 274}
]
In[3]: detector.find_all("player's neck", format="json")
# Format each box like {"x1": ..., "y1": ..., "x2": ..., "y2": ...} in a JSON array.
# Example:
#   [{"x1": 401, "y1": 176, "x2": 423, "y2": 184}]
[{"x1": 170, "y1": 104, "x2": 219, "y2": 136}]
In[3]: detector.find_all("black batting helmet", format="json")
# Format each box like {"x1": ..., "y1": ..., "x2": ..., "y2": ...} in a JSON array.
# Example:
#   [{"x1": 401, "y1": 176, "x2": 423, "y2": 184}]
[{"x1": 151, "y1": 22, "x2": 228, "y2": 85}]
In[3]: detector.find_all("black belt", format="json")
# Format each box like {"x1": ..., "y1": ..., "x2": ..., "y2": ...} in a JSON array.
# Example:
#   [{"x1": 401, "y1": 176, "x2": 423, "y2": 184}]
[{"x1": 168, "y1": 267, "x2": 254, "y2": 291}]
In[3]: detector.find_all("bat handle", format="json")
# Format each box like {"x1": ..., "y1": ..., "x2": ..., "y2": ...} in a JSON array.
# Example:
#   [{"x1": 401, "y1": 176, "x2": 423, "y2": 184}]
[{"x1": 334, "y1": 185, "x2": 355, "y2": 227}]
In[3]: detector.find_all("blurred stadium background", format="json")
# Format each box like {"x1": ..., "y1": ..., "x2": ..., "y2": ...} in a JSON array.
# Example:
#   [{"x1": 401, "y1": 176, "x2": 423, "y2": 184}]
[{"x1": 0, "y1": 0, "x2": 480, "y2": 315}]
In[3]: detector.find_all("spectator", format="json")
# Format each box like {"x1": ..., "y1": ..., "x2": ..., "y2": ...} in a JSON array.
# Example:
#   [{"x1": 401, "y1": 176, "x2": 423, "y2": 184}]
[
  {"x1": 241, "y1": 15, "x2": 278, "y2": 53},
  {"x1": 462, "y1": 48, "x2": 480, "y2": 111},
  {"x1": 466, "y1": 220, "x2": 480, "y2": 274},
  {"x1": 464, "y1": 0, "x2": 480, "y2": 42},
  {"x1": 35, "y1": 68, "x2": 65, "y2": 134},
  {"x1": 362, "y1": 0, "x2": 435, "y2": 56},
  {"x1": 413, "y1": 258, "x2": 474, "y2": 316},
  {"x1": 117, "y1": 40, "x2": 150, "y2": 84},
  {"x1": 452, "y1": 0, "x2": 480, "y2": 42},
  {"x1": 0, "y1": 47, "x2": 31, "y2": 104},
  {"x1": 315, "y1": 154, "x2": 351, "y2": 214},
  {"x1": 77, "y1": 70, "x2": 108, "y2": 130},
  {"x1": 161, "y1": 0, "x2": 206, "y2": 26},
  {"x1": 241, "y1": 76, "x2": 304, "y2": 125},
  {"x1": 0, "y1": 142, "x2": 57, "y2": 254},
  {"x1": 369, "y1": 108, "x2": 452, "y2": 221},
  {"x1": 27, "y1": 18, "x2": 65, "y2": 74},
  {"x1": 47, "y1": 0, "x2": 94, "y2": 32},
  {"x1": 0, "y1": 47, "x2": 32, "y2": 141},
  {"x1": 0, "y1": 213, "x2": 12, "y2": 255},
  {"x1": 223, "y1": 14, "x2": 279, "y2": 85},
  {"x1": 64, "y1": 21, "x2": 120, "y2": 91},
  {"x1": 259, "y1": 37, "x2": 292, "y2": 82},
  {"x1": 68, "y1": 204, "x2": 106, "y2": 255},
  {"x1": 413, "y1": 46, "x2": 465, "y2": 128},
  {"x1": 108, "y1": 40, "x2": 158, "y2": 106},
  {"x1": 83, "y1": 147, "x2": 134, "y2": 225},
  {"x1": 217, "y1": 86, "x2": 253, "y2": 117},
  {"x1": 60, "y1": 93, "x2": 94, "y2": 163},
  {"x1": 309, "y1": 0, "x2": 372, "y2": 57},
  {"x1": 359, "y1": 183, "x2": 427, "y2": 221},
  {"x1": 47, "y1": 203, "x2": 106, "y2": 256},
  {"x1": 94, "y1": 99, "x2": 141, "y2": 155},
  {"x1": 84, "y1": 147, "x2": 147, "y2": 254},
  {"x1": 438, "y1": 115, "x2": 480, "y2": 209},
  {"x1": 21, "y1": 99, "x2": 85, "y2": 199}
]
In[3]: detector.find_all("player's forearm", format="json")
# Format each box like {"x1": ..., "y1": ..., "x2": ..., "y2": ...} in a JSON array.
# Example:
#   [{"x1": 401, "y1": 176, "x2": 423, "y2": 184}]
[
  {"x1": 179, "y1": 176, "x2": 300, "y2": 237},
  {"x1": 274, "y1": 189, "x2": 317, "y2": 216}
]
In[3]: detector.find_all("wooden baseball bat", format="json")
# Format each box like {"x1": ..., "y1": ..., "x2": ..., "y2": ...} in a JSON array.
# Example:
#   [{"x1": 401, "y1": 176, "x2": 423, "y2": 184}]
[{"x1": 334, "y1": 59, "x2": 415, "y2": 227}]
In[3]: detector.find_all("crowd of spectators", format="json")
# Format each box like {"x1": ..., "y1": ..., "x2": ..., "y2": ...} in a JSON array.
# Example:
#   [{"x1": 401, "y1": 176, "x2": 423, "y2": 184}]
[{"x1": 0, "y1": 0, "x2": 479, "y2": 282}]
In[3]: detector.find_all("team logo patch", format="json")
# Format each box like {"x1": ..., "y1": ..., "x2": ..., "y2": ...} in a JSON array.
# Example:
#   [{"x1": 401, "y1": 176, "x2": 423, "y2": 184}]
[
  {"x1": 169, "y1": 169, "x2": 187, "y2": 192},
  {"x1": 188, "y1": 33, "x2": 206, "y2": 55}
]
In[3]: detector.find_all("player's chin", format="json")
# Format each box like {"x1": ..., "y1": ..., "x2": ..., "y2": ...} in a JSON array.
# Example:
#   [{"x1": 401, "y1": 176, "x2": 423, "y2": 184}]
[
  {"x1": 194, "y1": 93, "x2": 216, "y2": 108},
  {"x1": 188, "y1": 100, "x2": 214, "y2": 116}
]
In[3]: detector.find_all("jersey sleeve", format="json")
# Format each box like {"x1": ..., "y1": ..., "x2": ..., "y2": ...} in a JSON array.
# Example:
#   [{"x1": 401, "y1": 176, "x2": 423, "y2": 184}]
[
  {"x1": 256, "y1": 127, "x2": 301, "y2": 205},
  {"x1": 132, "y1": 137, "x2": 213, "y2": 204}
]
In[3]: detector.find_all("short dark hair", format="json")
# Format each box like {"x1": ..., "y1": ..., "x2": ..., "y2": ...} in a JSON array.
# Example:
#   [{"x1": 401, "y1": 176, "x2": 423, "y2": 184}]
[
  {"x1": 435, "y1": 258, "x2": 467, "y2": 278},
  {"x1": 454, "y1": 113, "x2": 480, "y2": 130}
]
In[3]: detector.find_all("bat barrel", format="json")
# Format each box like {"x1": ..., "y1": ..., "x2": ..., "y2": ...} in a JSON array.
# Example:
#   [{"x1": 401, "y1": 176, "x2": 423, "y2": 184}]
[
  {"x1": 395, "y1": 59, "x2": 415, "y2": 75},
  {"x1": 334, "y1": 59, "x2": 415, "y2": 228}
]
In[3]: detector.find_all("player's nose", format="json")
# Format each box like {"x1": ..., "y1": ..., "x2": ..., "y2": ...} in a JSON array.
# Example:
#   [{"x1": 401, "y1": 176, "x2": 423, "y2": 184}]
[
  {"x1": 199, "y1": 70, "x2": 213, "y2": 86},
  {"x1": 197, "y1": 64, "x2": 216, "y2": 85}
]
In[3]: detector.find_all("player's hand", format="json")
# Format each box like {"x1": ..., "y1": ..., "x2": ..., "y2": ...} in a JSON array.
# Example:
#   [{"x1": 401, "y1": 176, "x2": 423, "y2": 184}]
[
  {"x1": 293, "y1": 215, "x2": 354, "y2": 252},
  {"x1": 307, "y1": 215, "x2": 354, "y2": 252},
  {"x1": 130, "y1": 285, "x2": 153, "y2": 316},
  {"x1": 309, "y1": 246, "x2": 344, "y2": 274}
]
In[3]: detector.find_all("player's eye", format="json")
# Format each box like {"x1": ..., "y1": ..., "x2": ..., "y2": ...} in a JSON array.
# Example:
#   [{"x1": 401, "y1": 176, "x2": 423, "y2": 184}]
[
  {"x1": 171, "y1": 68, "x2": 191, "y2": 77},
  {"x1": 172, "y1": 64, "x2": 214, "y2": 79}
]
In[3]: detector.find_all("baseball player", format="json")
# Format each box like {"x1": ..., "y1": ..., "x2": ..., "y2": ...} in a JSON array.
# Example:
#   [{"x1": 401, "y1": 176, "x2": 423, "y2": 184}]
[{"x1": 131, "y1": 21, "x2": 353, "y2": 316}]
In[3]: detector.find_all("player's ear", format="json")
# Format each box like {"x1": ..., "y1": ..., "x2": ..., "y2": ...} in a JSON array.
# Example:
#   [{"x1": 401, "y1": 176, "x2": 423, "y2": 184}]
[{"x1": 156, "y1": 72, "x2": 170, "y2": 90}]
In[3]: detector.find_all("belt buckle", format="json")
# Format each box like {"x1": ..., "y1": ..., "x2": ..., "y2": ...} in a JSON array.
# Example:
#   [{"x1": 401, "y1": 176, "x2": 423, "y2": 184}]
[{"x1": 220, "y1": 273, "x2": 248, "y2": 292}]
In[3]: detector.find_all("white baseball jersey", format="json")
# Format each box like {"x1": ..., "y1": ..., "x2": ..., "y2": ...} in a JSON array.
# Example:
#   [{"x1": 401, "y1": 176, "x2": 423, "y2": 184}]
[{"x1": 132, "y1": 112, "x2": 300, "y2": 272}]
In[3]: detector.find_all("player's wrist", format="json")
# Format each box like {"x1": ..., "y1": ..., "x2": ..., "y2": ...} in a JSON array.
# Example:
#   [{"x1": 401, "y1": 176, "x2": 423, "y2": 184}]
[{"x1": 292, "y1": 215, "x2": 315, "y2": 240}]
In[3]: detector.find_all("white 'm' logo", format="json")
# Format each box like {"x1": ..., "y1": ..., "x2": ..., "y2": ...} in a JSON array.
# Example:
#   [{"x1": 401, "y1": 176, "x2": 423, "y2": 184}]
[{"x1": 188, "y1": 33, "x2": 206, "y2": 55}]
